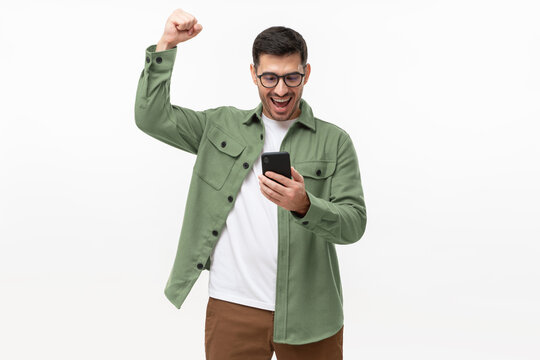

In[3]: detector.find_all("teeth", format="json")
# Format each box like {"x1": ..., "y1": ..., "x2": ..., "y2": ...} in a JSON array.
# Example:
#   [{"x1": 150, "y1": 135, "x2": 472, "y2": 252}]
[{"x1": 273, "y1": 98, "x2": 290, "y2": 103}]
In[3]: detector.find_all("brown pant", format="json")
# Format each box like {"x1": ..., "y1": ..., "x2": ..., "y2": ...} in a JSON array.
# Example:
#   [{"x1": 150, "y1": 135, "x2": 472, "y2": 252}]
[{"x1": 205, "y1": 297, "x2": 343, "y2": 360}]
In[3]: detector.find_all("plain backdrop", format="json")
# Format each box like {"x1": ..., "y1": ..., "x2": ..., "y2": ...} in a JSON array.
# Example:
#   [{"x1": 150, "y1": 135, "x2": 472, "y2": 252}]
[{"x1": 1, "y1": 0, "x2": 539, "y2": 359}]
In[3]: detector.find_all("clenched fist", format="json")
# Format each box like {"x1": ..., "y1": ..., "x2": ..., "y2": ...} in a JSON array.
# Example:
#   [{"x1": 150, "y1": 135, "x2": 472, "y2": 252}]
[{"x1": 156, "y1": 9, "x2": 203, "y2": 51}]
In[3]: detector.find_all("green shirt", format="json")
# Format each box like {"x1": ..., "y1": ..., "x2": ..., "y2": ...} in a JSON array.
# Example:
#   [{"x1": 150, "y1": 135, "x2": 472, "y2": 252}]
[{"x1": 134, "y1": 44, "x2": 367, "y2": 345}]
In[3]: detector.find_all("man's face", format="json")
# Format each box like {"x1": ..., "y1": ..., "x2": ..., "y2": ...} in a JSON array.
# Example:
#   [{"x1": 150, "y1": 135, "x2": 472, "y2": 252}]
[{"x1": 250, "y1": 53, "x2": 311, "y2": 121}]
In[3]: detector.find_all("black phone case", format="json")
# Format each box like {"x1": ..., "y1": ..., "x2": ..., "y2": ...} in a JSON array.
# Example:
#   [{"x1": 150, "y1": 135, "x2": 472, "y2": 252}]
[{"x1": 261, "y1": 151, "x2": 291, "y2": 186}]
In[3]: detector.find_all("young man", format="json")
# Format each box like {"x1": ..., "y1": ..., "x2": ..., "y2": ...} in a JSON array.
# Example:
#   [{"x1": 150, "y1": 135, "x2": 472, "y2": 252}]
[{"x1": 134, "y1": 8, "x2": 367, "y2": 360}]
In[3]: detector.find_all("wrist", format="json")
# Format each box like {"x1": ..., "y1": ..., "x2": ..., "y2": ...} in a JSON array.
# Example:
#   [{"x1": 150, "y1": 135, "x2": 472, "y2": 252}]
[
  {"x1": 156, "y1": 39, "x2": 175, "y2": 52},
  {"x1": 295, "y1": 194, "x2": 311, "y2": 217}
]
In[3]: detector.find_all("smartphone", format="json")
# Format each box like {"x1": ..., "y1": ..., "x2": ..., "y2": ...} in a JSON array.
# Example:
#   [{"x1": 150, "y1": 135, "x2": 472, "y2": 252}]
[{"x1": 261, "y1": 151, "x2": 291, "y2": 186}]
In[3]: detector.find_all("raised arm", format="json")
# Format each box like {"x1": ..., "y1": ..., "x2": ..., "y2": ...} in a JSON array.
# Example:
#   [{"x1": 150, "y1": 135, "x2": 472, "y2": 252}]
[{"x1": 134, "y1": 8, "x2": 206, "y2": 154}]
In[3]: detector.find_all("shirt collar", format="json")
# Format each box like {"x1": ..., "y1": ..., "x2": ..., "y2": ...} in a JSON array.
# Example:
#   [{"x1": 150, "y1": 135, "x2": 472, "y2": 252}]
[{"x1": 242, "y1": 98, "x2": 316, "y2": 132}]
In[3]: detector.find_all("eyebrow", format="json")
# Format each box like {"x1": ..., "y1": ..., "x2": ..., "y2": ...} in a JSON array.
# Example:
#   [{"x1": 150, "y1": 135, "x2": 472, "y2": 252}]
[{"x1": 259, "y1": 71, "x2": 303, "y2": 75}]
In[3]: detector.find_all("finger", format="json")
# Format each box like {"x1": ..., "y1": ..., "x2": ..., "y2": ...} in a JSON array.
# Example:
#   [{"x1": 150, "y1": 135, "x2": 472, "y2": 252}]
[
  {"x1": 192, "y1": 23, "x2": 203, "y2": 35},
  {"x1": 188, "y1": 23, "x2": 202, "y2": 37},
  {"x1": 259, "y1": 181, "x2": 282, "y2": 204},
  {"x1": 264, "y1": 171, "x2": 293, "y2": 187},
  {"x1": 174, "y1": 21, "x2": 188, "y2": 31},
  {"x1": 259, "y1": 174, "x2": 286, "y2": 196},
  {"x1": 290, "y1": 166, "x2": 304, "y2": 182},
  {"x1": 171, "y1": 15, "x2": 184, "y2": 28},
  {"x1": 186, "y1": 16, "x2": 197, "y2": 29},
  {"x1": 259, "y1": 176, "x2": 286, "y2": 199},
  {"x1": 174, "y1": 15, "x2": 191, "y2": 31},
  {"x1": 261, "y1": 188, "x2": 279, "y2": 205}
]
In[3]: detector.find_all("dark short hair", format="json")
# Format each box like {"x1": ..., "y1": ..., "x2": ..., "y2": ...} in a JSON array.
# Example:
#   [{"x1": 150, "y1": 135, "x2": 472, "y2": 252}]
[{"x1": 252, "y1": 26, "x2": 308, "y2": 69}]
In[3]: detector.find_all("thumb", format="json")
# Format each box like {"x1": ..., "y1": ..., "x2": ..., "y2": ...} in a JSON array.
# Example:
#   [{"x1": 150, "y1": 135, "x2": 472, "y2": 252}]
[
  {"x1": 190, "y1": 23, "x2": 203, "y2": 37},
  {"x1": 291, "y1": 166, "x2": 303, "y2": 182}
]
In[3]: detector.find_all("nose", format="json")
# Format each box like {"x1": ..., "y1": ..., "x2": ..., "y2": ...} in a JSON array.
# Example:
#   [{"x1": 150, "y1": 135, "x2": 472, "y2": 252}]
[{"x1": 274, "y1": 77, "x2": 288, "y2": 96}]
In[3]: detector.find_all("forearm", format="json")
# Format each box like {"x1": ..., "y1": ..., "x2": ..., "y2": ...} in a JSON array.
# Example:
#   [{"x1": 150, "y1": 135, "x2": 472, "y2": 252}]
[
  {"x1": 291, "y1": 190, "x2": 367, "y2": 245},
  {"x1": 290, "y1": 135, "x2": 367, "y2": 245},
  {"x1": 134, "y1": 44, "x2": 205, "y2": 154},
  {"x1": 156, "y1": 38, "x2": 176, "y2": 52},
  {"x1": 134, "y1": 45, "x2": 178, "y2": 140}
]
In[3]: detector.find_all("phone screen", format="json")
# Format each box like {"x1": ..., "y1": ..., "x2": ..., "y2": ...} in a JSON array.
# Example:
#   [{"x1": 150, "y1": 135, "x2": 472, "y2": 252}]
[{"x1": 261, "y1": 151, "x2": 291, "y2": 186}]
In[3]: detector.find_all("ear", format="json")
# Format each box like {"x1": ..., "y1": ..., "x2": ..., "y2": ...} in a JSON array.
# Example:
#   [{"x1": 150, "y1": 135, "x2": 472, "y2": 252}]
[
  {"x1": 303, "y1": 63, "x2": 312, "y2": 85},
  {"x1": 250, "y1": 64, "x2": 258, "y2": 85}
]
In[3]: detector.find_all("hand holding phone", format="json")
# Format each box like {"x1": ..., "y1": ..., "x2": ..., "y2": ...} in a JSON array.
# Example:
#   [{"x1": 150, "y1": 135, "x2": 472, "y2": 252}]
[{"x1": 261, "y1": 151, "x2": 291, "y2": 186}]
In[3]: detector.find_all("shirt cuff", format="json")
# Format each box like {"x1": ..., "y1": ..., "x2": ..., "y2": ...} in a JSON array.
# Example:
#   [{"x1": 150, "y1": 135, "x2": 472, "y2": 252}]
[
  {"x1": 290, "y1": 190, "x2": 326, "y2": 230},
  {"x1": 144, "y1": 44, "x2": 178, "y2": 74}
]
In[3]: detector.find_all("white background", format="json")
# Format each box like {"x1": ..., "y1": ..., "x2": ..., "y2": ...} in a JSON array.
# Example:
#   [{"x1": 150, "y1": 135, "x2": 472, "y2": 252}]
[{"x1": 1, "y1": 0, "x2": 539, "y2": 359}]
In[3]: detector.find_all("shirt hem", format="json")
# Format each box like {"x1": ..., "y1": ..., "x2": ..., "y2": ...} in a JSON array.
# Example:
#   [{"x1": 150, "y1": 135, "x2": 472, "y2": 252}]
[{"x1": 208, "y1": 290, "x2": 276, "y2": 311}]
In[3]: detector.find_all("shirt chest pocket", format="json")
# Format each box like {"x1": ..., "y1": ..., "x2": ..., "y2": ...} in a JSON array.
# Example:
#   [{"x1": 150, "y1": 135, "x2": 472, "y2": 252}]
[
  {"x1": 194, "y1": 126, "x2": 246, "y2": 191},
  {"x1": 294, "y1": 159, "x2": 336, "y2": 199}
]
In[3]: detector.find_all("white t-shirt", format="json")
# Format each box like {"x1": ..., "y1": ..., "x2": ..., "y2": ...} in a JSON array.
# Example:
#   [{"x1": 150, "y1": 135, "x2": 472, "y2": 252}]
[{"x1": 208, "y1": 113, "x2": 297, "y2": 311}]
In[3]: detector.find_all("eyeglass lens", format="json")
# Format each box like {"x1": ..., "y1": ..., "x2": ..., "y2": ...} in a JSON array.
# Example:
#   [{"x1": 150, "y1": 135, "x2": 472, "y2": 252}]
[{"x1": 260, "y1": 73, "x2": 303, "y2": 87}]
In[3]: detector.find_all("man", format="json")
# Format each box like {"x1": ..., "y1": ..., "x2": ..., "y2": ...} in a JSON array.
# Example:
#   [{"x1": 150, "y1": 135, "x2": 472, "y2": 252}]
[{"x1": 134, "y1": 8, "x2": 367, "y2": 360}]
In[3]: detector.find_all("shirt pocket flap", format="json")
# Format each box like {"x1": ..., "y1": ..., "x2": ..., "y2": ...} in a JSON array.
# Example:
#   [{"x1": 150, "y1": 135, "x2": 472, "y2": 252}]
[
  {"x1": 295, "y1": 160, "x2": 336, "y2": 179},
  {"x1": 207, "y1": 126, "x2": 245, "y2": 157}
]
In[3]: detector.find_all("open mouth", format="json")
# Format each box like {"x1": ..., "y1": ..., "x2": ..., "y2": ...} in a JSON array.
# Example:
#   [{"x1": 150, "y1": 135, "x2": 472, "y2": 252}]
[{"x1": 271, "y1": 97, "x2": 292, "y2": 109}]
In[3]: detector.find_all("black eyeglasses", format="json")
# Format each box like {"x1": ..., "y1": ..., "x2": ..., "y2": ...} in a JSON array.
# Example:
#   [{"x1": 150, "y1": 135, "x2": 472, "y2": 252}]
[{"x1": 256, "y1": 71, "x2": 306, "y2": 88}]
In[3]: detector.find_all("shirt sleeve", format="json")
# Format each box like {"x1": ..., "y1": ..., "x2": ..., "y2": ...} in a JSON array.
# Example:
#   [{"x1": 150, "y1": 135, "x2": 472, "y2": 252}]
[
  {"x1": 134, "y1": 44, "x2": 207, "y2": 155},
  {"x1": 290, "y1": 135, "x2": 367, "y2": 245}
]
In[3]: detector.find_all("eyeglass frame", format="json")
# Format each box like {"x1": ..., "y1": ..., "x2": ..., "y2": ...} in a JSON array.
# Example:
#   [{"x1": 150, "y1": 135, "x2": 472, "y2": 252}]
[{"x1": 255, "y1": 67, "x2": 307, "y2": 88}]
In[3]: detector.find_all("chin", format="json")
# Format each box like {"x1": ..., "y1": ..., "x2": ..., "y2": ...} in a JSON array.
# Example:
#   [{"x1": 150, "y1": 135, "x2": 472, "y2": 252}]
[
  {"x1": 269, "y1": 103, "x2": 298, "y2": 121},
  {"x1": 272, "y1": 112, "x2": 293, "y2": 121}
]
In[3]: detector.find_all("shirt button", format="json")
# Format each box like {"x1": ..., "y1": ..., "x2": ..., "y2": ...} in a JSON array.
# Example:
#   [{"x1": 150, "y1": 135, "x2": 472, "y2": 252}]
[
  {"x1": 228, "y1": 195, "x2": 233, "y2": 202},
  {"x1": 212, "y1": 230, "x2": 218, "y2": 236},
  {"x1": 260, "y1": 134, "x2": 263, "y2": 140},
  {"x1": 243, "y1": 162, "x2": 249, "y2": 169},
  {"x1": 156, "y1": 56, "x2": 162, "y2": 64},
  {"x1": 221, "y1": 141, "x2": 226, "y2": 148},
  {"x1": 146, "y1": 56, "x2": 150, "y2": 63},
  {"x1": 316, "y1": 169, "x2": 322, "y2": 176},
  {"x1": 197, "y1": 263, "x2": 204, "y2": 270},
  {"x1": 302, "y1": 221, "x2": 309, "y2": 225}
]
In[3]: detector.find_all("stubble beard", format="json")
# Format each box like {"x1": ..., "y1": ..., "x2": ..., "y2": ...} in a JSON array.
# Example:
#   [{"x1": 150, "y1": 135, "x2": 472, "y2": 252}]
[{"x1": 261, "y1": 89, "x2": 303, "y2": 121}]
